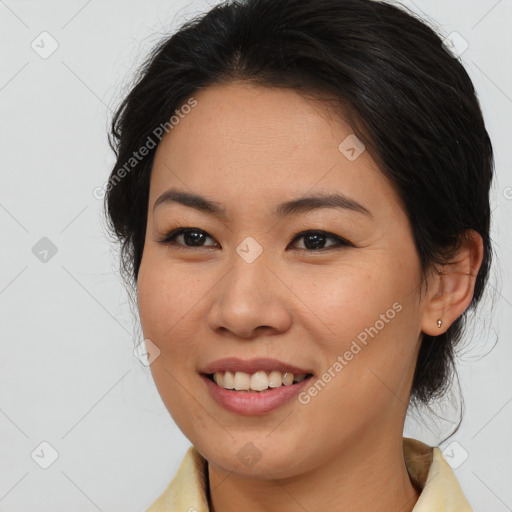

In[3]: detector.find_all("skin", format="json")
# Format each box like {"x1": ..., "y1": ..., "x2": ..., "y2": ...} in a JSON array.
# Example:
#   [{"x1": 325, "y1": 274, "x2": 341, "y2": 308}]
[{"x1": 137, "y1": 81, "x2": 483, "y2": 512}]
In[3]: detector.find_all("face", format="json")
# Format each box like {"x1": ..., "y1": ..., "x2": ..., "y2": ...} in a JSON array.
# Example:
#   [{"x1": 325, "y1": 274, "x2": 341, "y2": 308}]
[{"x1": 137, "y1": 81, "x2": 430, "y2": 479}]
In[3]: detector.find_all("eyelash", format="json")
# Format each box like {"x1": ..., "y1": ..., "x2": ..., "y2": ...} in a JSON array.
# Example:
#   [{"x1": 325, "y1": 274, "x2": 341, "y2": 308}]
[{"x1": 158, "y1": 227, "x2": 354, "y2": 252}]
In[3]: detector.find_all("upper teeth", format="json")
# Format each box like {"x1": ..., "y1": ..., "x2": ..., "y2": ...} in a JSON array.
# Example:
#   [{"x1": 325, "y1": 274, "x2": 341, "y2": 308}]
[{"x1": 213, "y1": 371, "x2": 308, "y2": 391}]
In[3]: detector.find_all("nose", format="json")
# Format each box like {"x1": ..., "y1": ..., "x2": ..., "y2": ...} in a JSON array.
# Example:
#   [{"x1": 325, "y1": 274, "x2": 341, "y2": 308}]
[{"x1": 206, "y1": 250, "x2": 293, "y2": 339}]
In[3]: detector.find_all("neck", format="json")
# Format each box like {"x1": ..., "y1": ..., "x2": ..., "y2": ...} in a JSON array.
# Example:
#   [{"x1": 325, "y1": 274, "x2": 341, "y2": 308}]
[{"x1": 207, "y1": 432, "x2": 420, "y2": 512}]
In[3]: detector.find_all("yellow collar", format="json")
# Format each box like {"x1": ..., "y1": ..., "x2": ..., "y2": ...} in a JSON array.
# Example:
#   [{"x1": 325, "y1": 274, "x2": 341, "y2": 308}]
[{"x1": 146, "y1": 437, "x2": 472, "y2": 511}]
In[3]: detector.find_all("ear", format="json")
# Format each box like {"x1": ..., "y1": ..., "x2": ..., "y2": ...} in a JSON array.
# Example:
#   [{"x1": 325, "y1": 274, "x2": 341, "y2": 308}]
[{"x1": 421, "y1": 230, "x2": 484, "y2": 336}]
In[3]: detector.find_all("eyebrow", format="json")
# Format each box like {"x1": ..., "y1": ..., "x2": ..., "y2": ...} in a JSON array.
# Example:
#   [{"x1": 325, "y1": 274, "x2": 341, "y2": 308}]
[{"x1": 153, "y1": 188, "x2": 373, "y2": 219}]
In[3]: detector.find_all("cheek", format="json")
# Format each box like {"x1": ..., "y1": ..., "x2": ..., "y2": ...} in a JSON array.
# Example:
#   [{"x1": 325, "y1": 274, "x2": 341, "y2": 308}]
[
  {"x1": 297, "y1": 252, "x2": 421, "y2": 395},
  {"x1": 137, "y1": 250, "x2": 192, "y2": 335},
  {"x1": 137, "y1": 256, "x2": 163, "y2": 340},
  {"x1": 295, "y1": 258, "x2": 407, "y2": 341},
  {"x1": 137, "y1": 250, "x2": 217, "y2": 371},
  {"x1": 137, "y1": 254, "x2": 208, "y2": 431}
]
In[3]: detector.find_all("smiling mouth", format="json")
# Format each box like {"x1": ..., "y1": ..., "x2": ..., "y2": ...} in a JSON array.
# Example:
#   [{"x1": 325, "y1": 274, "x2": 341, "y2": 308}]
[{"x1": 203, "y1": 370, "x2": 314, "y2": 393}]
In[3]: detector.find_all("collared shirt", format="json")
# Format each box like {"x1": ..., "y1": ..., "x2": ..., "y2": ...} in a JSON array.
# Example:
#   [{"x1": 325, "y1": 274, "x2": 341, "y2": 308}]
[{"x1": 146, "y1": 437, "x2": 472, "y2": 511}]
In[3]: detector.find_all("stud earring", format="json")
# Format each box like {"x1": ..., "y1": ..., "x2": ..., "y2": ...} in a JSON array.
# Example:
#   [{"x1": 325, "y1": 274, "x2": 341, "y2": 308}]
[{"x1": 437, "y1": 319, "x2": 443, "y2": 328}]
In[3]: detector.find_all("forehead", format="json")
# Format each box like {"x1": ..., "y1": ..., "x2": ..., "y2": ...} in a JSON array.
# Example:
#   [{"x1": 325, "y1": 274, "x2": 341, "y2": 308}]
[
  {"x1": 158, "y1": 81, "x2": 354, "y2": 159},
  {"x1": 149, "y1": 82, "x2": 399, "y2": 218}
]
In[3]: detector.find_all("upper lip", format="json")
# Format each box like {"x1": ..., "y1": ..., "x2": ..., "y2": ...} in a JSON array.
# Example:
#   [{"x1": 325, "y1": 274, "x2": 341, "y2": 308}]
[{"x1": 201, "y1": 357, "x2": 314, "y2": 376}]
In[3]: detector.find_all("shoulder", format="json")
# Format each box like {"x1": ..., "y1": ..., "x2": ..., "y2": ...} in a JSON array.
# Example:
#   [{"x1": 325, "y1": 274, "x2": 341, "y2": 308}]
[
  {"x1": 145, "y1": 445, "x2": 210, "y2": 512},
  {"x1": 145, "y1": 440, "x2": 473, "y2": 511},
  {"x1": 403, "y1": 437, "x2": 473, "y2": 511}
]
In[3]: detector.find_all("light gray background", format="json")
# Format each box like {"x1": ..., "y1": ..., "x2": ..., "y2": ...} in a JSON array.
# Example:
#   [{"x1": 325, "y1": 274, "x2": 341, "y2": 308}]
[{"x1": 0, "y1": 0, "x2": 511, "y2": 511}]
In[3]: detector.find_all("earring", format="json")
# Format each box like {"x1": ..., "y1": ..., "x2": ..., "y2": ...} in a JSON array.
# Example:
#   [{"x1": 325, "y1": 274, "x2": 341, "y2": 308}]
[{"x1": 437, "y1": 319, "x2": 443, "y2": 328}]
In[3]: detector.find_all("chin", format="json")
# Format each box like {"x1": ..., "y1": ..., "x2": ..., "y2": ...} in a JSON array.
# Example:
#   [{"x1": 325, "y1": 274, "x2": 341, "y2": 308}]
[{"x1": 196, "y1": 437, "x2": 314, "y2": 480}]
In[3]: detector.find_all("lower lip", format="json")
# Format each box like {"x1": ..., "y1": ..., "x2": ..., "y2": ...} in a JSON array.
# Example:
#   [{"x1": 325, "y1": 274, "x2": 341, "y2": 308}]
[{"x1": 201, "y1": 374, "x2": 312, "y2": 415}]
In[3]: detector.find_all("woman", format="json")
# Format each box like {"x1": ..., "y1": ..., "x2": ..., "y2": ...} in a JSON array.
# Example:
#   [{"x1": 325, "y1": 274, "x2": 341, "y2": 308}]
[{"x1": 104, "y1": 0, "x2": 494, "y2": 510}]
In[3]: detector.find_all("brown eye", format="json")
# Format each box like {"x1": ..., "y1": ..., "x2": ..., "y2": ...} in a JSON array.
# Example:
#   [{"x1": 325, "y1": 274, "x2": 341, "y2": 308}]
[
  {"x1": 158, "y1": 227, "x2": 353, "y2": 252},
  {"x1": 159, "y1": 228, "x2": 219, "y2": 248},
  {"x1": 289, "y1": 230, "x2": 353, "y2": 251}
]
